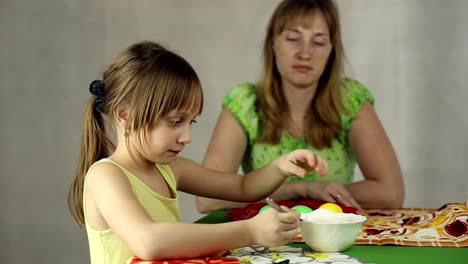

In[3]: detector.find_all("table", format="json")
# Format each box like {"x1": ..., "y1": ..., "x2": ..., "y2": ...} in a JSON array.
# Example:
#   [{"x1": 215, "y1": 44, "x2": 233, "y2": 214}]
[{"x1": 195, "y1": 209, "x2": 468, "y2": 264}]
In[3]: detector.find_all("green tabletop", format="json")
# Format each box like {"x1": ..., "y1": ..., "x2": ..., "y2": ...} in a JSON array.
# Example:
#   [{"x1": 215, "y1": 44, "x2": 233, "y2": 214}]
[{"x1": 195, "y1": 209, "x2": 468, "y2": 264}]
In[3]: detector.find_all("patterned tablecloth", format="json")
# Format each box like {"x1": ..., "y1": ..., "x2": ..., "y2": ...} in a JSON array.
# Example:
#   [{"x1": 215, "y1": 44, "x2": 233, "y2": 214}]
[
  {"x1": 128, "y1": 245, "x2": 375, "y2": 264},
  {"x1": 225, "y1": 200, "x2": 468, "y2": 247},
  {"x1": 126, "y1": 201, "x2": 467, "y2": 264},
  {"x1": 354, "y1": 203, "x2": 467, "y2": 247}
]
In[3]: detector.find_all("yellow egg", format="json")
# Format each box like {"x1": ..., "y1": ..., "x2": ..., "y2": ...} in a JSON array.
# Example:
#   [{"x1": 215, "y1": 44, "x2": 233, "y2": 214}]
[{"x1": 319, "y1": 203, "x2": 343, "y2": 213}]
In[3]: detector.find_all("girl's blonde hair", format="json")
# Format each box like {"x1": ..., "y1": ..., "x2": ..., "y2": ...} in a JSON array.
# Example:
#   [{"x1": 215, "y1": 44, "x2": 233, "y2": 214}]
[
  {"x1": 68, "y1": 41, "x2": 203, "y2": 226},
  {"x1": 258, "y1": 0, "x2": 345, "y2": 149}
]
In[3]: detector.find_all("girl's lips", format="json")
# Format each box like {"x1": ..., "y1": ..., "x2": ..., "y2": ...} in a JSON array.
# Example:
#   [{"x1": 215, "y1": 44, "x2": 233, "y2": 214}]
[
  {"x1": 292, "y1": 65, "x2": 312, "y2": 73},
  {"x1": 168, "y1": 150, "x2": 180, "y2": 155}
]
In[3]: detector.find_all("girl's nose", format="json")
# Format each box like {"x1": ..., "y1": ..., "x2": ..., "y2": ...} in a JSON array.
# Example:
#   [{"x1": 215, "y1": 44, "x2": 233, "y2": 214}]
[{"x1": 177, "y1": 126, "x2": 192, "y2": 145}]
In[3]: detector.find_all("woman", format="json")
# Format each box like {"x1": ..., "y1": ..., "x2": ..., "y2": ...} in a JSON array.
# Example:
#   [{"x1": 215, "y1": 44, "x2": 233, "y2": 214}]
[{"x1": 196, "y1": 0, "x2": 404, "y2": 213}]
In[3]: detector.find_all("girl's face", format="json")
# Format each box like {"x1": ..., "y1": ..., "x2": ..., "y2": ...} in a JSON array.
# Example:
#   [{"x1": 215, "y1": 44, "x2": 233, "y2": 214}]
[
  {"x1": 273, "y1": 11, "x2": 333, "y2": 89},
  {"x1": 141, "y1": 110, "x2": 198, "y2": 164}
]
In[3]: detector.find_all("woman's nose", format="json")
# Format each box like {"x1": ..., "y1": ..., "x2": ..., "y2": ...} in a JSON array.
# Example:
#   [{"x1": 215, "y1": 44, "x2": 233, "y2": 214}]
[{"x1": 297, "y1": 42, "x2": 312, "y2": 60}]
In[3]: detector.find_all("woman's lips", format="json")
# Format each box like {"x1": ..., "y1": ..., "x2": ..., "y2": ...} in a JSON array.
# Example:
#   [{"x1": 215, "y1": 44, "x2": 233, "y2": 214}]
[{"x1": 292, "y1": 65, "x2": 312, "y2": 73}]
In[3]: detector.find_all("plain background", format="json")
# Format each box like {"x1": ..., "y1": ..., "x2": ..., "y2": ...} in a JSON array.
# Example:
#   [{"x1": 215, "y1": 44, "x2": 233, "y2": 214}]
[{"x1": 1, "y1": 0, "x2": 467, "y2": 263}]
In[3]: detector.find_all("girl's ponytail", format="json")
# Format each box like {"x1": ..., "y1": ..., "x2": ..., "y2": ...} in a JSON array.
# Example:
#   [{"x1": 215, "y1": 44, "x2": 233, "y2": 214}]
[{"x1": 68, "y1": 83, "x2": 114, "y2": 227}]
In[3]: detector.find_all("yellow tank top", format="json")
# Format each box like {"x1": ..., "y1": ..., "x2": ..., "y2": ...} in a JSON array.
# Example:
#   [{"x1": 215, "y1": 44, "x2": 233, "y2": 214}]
[{"x1": 83, "y1": 158, "x2": 181, "y2": 264}]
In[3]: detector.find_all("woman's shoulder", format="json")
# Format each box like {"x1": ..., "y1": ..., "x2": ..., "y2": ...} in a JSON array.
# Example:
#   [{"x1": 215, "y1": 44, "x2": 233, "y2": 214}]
[
  {"x1": 224, "y1": 82, "x2": 257, "y2": 103},
  {"x1": 340, "y1": 78, "x2": 373, "y2": 96},
  {"x1": 338, "y1": 78, "x2": 375, "y2": 130},
  {"x1": 222, "y1": 82, "x2": 261, "y2": 143},
  {"x1": 340, "y1": 78, "x2": 375, "y2": 108},
  {"x1": 222, "y1": 82, "x2": 259, "y2": 115}
]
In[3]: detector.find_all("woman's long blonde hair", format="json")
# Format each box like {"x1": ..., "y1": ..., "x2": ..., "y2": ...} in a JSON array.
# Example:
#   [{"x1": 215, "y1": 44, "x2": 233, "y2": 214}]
[
  {"x1": 68, "y1": 41, "x2": 203, "y2": 227},
  {"x1": 258, "y1": 0, "x2": 345, "y2": 149}
]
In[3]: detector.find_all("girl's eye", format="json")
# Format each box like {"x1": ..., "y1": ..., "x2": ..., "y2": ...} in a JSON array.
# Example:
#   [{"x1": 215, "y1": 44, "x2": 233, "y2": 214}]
[
  {"x1": 190, "y1": 120, "x2": 198, "y2": 125},
  {"x1": 171, "y1": 119, "x2": 182, "y2": 126},
  {"x1": 313, "y1": 42, "x2": 326, "y2": 47},
  {"x1": 286, "y1": 38, "x2": 298, "y2": 42}
]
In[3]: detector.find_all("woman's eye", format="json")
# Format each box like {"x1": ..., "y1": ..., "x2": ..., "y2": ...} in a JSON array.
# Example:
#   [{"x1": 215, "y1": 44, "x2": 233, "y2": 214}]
[
  {"x1": 190, "y1": 120, "x2": 198, "y2": 125},
  {"x1": 314, "y1": 42, "x2": 326, "y2": 46},
  {"x1": 287, "y1": 38, "x2": 298, "y2": 42}
]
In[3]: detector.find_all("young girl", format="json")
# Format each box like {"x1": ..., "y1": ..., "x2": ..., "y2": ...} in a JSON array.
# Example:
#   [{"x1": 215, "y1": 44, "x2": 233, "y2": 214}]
[{"x1": 68, "y1": 41, "x2": 327, "y2": 264}]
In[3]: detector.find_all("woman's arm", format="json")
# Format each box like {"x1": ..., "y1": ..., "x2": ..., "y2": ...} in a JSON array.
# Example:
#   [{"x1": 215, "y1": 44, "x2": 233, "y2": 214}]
[
  {"x1": 346, "y1": 101, "x2": 405, "y2": 208},
  {"x1": 86, "y1": 162, "x2": 301, "y2": 260}
]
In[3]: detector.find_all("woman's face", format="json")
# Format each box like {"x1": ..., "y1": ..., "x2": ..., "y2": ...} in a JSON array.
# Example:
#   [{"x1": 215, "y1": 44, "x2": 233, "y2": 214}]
[{"x1": 273, "y1": 11, "x2": 333, "y2": 89}]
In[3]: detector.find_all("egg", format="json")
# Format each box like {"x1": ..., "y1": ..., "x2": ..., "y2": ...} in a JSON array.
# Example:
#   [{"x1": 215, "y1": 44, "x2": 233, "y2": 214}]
[
  {"x1": 259, "y1": 205, "x2": 271, "y2": 213},
  {"x1": 292, "y1": 205, "x2": 313, "y2": 213},
  {"x1": 318, "y1": 203, "x2": 343, "y2": 213}
]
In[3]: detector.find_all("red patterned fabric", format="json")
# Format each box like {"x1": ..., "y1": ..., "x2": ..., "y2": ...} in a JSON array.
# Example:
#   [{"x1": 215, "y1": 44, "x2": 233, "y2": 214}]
[
  {"x1": 354, "y1": 203, "x2": 468, "y2": 247},
  {"x1": 128, "y1": 257, "x2": 240, "y2": 264},
  {"x1": 225, "y1": 200, "x2": 358, "y2": 221}
]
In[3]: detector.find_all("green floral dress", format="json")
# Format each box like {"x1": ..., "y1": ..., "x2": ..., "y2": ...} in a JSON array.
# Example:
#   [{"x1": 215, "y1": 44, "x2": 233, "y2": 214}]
[{"x1": 222, "y1": 79, "x2": 374, "y2": 184}]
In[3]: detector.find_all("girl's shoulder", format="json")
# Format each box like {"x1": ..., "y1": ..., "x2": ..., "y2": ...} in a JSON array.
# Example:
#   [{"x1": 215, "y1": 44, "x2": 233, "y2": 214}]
[{"x1": 84, "y1": 159, "x2": 130, "y2": 192}]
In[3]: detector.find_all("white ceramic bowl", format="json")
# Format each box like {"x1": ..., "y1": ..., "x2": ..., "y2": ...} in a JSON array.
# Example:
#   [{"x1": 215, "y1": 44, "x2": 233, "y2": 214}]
[{"x1": 300, "y1": 211, "x2": 366, "y2": 252}]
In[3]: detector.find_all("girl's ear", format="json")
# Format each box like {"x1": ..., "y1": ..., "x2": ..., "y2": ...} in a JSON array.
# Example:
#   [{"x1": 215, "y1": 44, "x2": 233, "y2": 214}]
[{"x1": 114, "y1": 107, "x2": 129, "y2": 127}]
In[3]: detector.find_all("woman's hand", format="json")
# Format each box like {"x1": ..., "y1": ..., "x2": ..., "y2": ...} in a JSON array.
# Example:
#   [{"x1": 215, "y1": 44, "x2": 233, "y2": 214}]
[
  {"x1": 307, "y1": 181, "x2": 361, "y2": 210},
  {"x1": 247, "y1": 206, "x2": 300, "y2": 247},
  {"x1": 276, "y1": 149, "x2": 328, "y2": 178}
]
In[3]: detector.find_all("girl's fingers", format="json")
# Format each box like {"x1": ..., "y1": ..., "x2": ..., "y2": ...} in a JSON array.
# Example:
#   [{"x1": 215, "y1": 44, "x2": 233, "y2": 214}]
[
  {"x1": 277, "y1": 208, "x2": 300, "y2": 223},
  {"x1": 290, "y1": 150, "x2": 316, "y2": 167},
  {"x1": 286, "y1": 150, "x2": 329, "y2": 177},
  {"x1": 290, "y1": 165, "x2": 306, "y2": 177},
  {"x1": 315, "y1": 156, "x2": 327, "y2": 176},
  {"x1": 282, "y1": 227, "x2": 301, "y2": 241}
]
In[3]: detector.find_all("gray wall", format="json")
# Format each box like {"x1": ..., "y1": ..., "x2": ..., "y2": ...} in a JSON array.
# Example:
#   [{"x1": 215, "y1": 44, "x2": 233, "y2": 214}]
[{"x1": 1, "y1": 0, "x2": 467, "y2": 263}]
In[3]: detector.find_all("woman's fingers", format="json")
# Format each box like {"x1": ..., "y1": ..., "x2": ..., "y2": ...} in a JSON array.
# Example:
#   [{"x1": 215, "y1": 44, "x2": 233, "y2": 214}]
[
  {"x1": 318, "y1": 181, "x2": 361, "y2": 210},
  {"x1": 335, "y1": 191, "x2": 361, "y2": 210},
  {"x1": 322, "y1": 192, "x2": 337, "y2": 203},
  {"x1": 328, "y1": 185, "x2": 361, "y2": 210}
]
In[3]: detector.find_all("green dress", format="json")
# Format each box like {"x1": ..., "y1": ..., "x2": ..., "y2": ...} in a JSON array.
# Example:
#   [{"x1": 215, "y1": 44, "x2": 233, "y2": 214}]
[{"x1": 222, "y1": 79, "x2": 374, "y2": 184}]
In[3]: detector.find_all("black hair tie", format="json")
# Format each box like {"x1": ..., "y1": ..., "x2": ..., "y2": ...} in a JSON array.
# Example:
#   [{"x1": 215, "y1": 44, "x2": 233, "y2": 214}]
[{"x1": 89, "y1": 80, "x2": 105, "y2": 113}]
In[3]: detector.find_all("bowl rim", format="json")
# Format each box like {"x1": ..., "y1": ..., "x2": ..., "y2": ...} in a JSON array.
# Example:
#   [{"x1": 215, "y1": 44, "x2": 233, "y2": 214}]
[{"x1": 300, "y1": 218, "x2": 367, "y2": 225}]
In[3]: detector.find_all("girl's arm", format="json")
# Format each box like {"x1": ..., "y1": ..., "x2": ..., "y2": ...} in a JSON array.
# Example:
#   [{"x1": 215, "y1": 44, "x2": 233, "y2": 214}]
[
  {"x1": 195, "y1": 108, "x2": 250, "y2": 213},
  {"x1": 175, "y1": 149, "x2": 326, "y2": 203},
  {"x1": 86, "y1": 162, "x2": 300, "y2": 260},
  {"x1": 346, "y1": 101, "x2": 405, "y2": 208}
]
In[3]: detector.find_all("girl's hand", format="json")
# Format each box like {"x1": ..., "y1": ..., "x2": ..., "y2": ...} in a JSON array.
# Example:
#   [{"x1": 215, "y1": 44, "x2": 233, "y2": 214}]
[
  {"x1": 276, "y1": 149, "x2": 328, "y2": 178},
  {"x1": 247, "y1": 206, "x2": 300, "y2": 247},
  {"x1": 308, "y1": 181, "x2": 362, "y2": 210}
]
